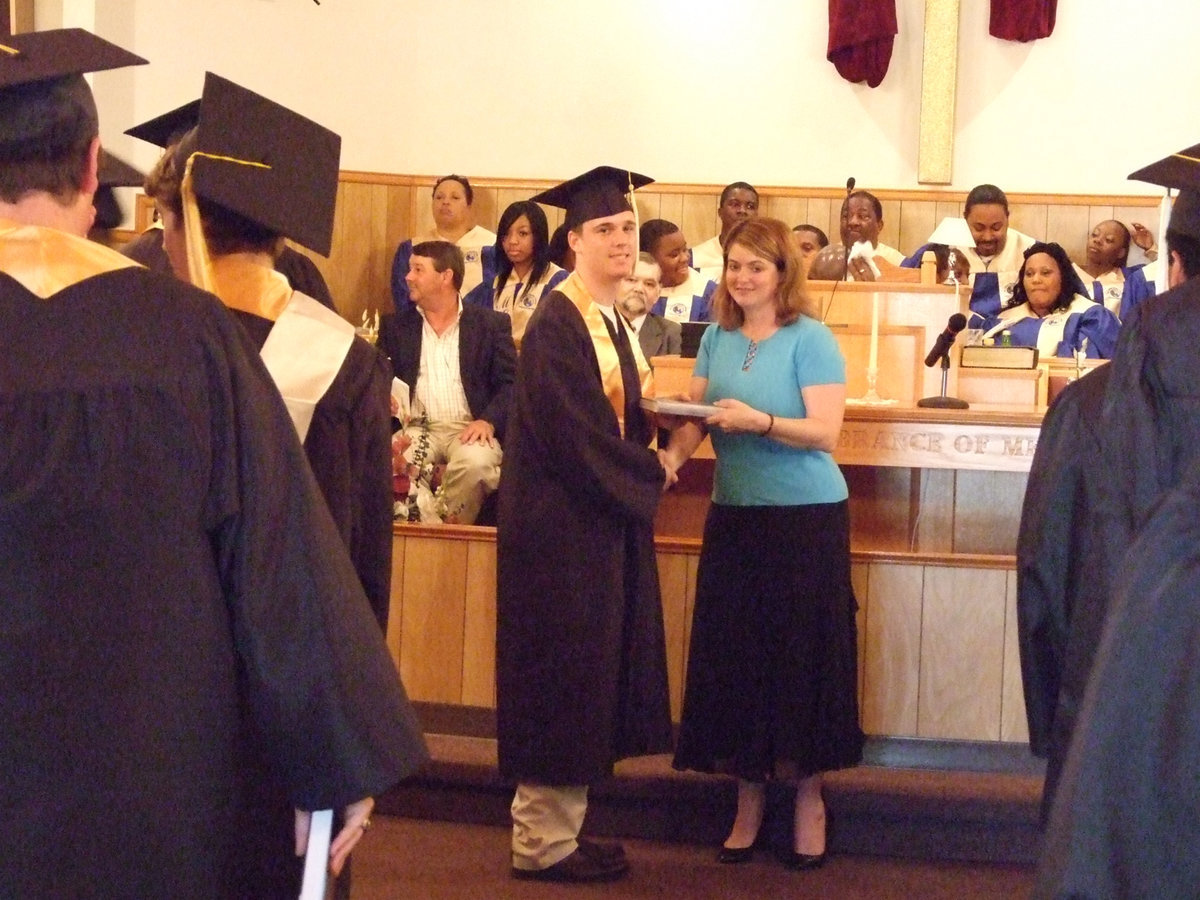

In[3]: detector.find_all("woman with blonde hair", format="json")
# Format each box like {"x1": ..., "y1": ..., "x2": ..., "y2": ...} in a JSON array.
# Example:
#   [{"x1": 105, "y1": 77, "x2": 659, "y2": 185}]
[{"x1": 662, "y1": 216, "x2": 863, "y2": 871}]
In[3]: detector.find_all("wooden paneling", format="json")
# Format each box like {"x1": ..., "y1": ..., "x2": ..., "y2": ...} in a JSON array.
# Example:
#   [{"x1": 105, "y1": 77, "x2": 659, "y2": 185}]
[
  {"x1": 387, "y1": 527, "x2": 1026, "y2": 744},
  {"x1": 397, "y1": 536, "x2": 468, "y2": 703},
  {"x1": 861, "y1": 562, "x2": 924, "y2": 736},
  {"x1": 460, "y1": 541, "x2": 497, "y2": 707},
  {"x1": 1001, "y1": 571, "x2": 1030, "y2": 743},
  {"x1": 918, "y1": 566, "x2": 1007, "y2": 740}
]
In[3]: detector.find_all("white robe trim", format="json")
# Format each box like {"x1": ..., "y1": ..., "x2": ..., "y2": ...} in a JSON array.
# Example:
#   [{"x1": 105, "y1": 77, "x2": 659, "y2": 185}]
[{"x1": 259, "y1": 291, "x2": 355, "y2": 442}]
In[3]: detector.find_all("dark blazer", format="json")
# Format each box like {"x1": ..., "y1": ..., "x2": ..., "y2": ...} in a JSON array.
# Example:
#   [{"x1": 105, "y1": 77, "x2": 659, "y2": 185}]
[
  {"x1": 378, "y1": 301, "x2": 517, "y2": 440},
  {"x1": 636, "y1": 313, "x2": 682, "y2": 360}
]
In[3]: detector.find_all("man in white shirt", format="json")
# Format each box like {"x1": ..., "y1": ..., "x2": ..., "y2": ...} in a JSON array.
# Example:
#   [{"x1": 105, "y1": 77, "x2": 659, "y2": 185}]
[
  {"x1": 379, "y1": 241, "x2": 516, "y2": 524},
  {"x1": 690, "y1": 181, "x2": 759, "y2": 282},
  {"x1": 841, "y1": 189, "x2": 906, "y2": 267}
]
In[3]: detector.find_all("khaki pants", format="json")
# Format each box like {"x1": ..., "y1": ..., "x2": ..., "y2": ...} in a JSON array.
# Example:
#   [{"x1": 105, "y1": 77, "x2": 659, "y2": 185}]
[
  {"x1": 402, "y1": 419, "x2": 501, "y2": 524},
  {"x1": 509, "y1": 783, "x2": 588, "y2": 871}
]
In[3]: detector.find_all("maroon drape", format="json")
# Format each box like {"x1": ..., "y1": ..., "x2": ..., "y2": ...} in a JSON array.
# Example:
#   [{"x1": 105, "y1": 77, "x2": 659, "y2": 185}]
[
  {"x1": 827, "y1": 0, "x2": 898, "y2": 89},
  {"x1": 990, "y1": 0, "x2": 1057, "y2": 42}
]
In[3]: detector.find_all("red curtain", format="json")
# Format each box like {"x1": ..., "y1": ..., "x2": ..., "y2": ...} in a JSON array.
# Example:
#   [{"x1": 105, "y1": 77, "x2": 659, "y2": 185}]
[
  {"x1": 990, "y1": 0, "x2": 1057, "y2": 42},
  {"x1": 827, "y1": 0, "x2": 899, "y2": 89}
]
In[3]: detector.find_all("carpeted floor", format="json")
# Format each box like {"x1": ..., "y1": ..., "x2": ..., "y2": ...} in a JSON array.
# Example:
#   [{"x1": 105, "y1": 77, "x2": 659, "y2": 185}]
[{"x1": 351, "y1": 815, "x2": 1036, "y2": 899}]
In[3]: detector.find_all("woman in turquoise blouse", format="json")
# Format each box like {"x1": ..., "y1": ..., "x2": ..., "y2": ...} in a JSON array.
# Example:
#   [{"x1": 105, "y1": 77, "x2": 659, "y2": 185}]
[{"x1": 661, "y1": 217, "x2": 863, "y2": 872}]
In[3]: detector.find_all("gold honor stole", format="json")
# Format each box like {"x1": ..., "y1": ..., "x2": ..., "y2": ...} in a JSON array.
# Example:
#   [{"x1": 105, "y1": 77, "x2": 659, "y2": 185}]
[
  {"x1": 557, "y1": 271, "x2": 654, "y2": 437},
  {"x1": 209, "y1": 256, "x2": 353, "y2": 442},
  {"x1": 0, "y1": 219, "x2": 139, "y2": 297}
]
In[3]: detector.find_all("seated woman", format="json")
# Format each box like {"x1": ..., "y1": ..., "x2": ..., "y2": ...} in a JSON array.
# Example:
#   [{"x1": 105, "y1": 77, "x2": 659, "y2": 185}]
[
  {"x1": 958, "y1": 184, "x2": 1039, "y2": 319},
  {"x1": 492, "y1": 200, "x2": 567, "y2": 348},
  {"x1": 641, "y1": 218, "x2": 717, "y2": 322},
  {"x1": 391, "y1": 174, "x2": 496, "y2": 312},
  {"x1": 1072, "y1": 219, "x2": 1153, "y2": 320},
  {"x1": 977, "y1": 242, "x2": 1121, "y2": 359}
]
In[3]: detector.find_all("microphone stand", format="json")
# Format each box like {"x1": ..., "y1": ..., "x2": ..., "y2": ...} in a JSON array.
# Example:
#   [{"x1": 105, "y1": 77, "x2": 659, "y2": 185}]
[{"x1": 916, "y1": 350, "x2": 969, "y2": 409}]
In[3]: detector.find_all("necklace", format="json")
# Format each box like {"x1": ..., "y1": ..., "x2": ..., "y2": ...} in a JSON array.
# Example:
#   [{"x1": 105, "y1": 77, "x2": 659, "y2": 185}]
[{"x1": 742, "y1": 339, "x2": 759, "y2": 372}]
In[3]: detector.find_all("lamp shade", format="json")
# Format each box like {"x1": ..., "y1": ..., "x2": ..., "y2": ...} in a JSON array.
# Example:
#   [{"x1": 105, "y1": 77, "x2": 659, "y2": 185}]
[{"x1": 927, "y1": 216, "x2": 975, "y2": 248}]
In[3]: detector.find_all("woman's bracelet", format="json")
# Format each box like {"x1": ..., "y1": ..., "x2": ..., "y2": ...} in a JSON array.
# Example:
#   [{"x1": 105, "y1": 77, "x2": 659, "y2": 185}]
[{"x1": 762, "y1": 413, "x2": 775, "y2": 436}]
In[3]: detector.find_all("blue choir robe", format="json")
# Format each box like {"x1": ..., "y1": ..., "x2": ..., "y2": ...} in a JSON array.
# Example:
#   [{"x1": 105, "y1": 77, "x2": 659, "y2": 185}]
[
  {"x1": 650, "y1": 268, "x2": 717, "y2": 322},
  {"x1": 979, "y1": 294, "x2": 1120, "y2": 359},
  {"x1": 1073, "y1": 263, "x2": 1154, "y2": 321}
]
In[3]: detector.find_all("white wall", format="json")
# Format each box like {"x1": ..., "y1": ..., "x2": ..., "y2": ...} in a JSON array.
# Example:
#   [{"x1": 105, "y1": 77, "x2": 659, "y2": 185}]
[{"x1": 68, "y1": 0, "x2": 1200, "y2": 196}]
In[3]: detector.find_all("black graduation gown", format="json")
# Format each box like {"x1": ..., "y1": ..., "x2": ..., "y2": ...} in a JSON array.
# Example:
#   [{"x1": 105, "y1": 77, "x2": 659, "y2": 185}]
[
  {"x1": 495, "y1": 290, "x2": 673, "y2": 784},
  {"x1": 232, "y1": 310, "x2": 394, "y2": 632},
  {"x1": 1015, "y1": 365, "x2": 1110, "y2": 818},
  {"x1": 0, "y1": 261, "x2": 426, "y2": 899},
  {"x1": 1033, "y1": 475, "x2": 1200, "y2": 899}
]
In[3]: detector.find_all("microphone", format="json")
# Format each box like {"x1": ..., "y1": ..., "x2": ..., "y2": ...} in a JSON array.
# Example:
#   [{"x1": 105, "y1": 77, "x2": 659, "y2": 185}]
[
  {"x1": 846, "y1": 176, "x2": 856, "y2": 196},
  {"x1": 923, "y1": 313, "x2": 967, "y2": 367}
]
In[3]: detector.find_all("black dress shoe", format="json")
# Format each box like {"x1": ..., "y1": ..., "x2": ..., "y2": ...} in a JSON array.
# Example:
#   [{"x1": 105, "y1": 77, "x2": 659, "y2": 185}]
[
  {"x1": 717, "y1": 844, "x2": 754, "y2": 864},
  {"x1": 511, "y1": 848, "x2": 629, "y2": 883},
  {"x1": 577, "y1": 836, "x2": 627, "y2": 864},
  {"x1": 781, "y1": 850, "x2": 826, "y2": 871}
]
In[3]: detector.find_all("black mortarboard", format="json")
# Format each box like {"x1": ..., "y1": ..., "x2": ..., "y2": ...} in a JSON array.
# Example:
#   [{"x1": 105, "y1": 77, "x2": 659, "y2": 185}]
[
  {"x1": 184, "y1": 72, "x2": 340, "y2": 255},
  {"x1": 124, "y1": 98, "x2": 201, "y2": 149},
  {"x1": 530, "y1": 166, "x2": 652, "y2": 231},
  {"x1": 0, "y1": 28, "x2": 146, "y2": 152},
  {"x1": 1128, "y1": 144, "x2": 1200, "y2": 239},
  {"x1": 93, "y1": 150, "x2": 145, "y2": 230},
  {"x1": 98, "y1": 149, "x2": 144, "y2": 188}
]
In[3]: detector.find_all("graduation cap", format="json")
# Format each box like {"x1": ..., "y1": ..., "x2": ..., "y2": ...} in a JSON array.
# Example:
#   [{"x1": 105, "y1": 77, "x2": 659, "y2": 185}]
[
  {"x1": 92, "y1": 150, "x2": 146, "y2": 230},
  {"x1": 124, "y1": 98, "x2": 201, "y2": 149},
  {"x1": 1128, "y1": 144, "x2": 1200, "y2": 239},
  {"x1": 183, "y1": 72, "x2": 341, "y2": 256},
  {"x1": 98, "y1": 149, "x2": 144, "y2": 188},
  {"x1": 0, "y1": 28, "x2": 147, "y2": 153},
  {"x1": 530, "y1": 166, "x2": 652, "y2": 231}
]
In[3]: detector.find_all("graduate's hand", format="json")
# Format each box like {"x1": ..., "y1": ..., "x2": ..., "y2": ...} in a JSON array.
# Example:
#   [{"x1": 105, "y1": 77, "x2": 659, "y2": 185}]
[
  {"x1": 293, "y1": 797, "x2": 376, "y2": 877},
  {"x1": 459, "y1": 419, "x2": 497, "y2": 447},
  {"x1": 657, "y1": 448, "x2": 680, "y2": 491},
  {"x1": 707, "y1": 398, "x2": 769, "y2": 436}
]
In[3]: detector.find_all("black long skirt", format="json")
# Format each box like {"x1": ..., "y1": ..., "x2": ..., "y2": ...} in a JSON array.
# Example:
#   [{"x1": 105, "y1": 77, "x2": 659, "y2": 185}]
[{"x1": 673, "y1": 501, "x2": 864, "y2": 781}]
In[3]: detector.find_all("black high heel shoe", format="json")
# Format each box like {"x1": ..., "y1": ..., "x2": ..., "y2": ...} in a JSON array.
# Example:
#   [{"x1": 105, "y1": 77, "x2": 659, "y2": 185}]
[
  {"x1": 717, "y1": 844, "x2": 755, "y2": 864},
  {"x1": 782, "y1": 800, "x2": 829, "y2": 870}
]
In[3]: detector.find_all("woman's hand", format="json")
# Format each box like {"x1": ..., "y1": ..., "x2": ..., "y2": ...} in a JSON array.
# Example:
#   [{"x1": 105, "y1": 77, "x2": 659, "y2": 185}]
[
  {"x1": 1130, "y1": 222, "x2": 1155, "y2": 251},
  {"x1": 707, "y1": 398, "x2": 769, "y2": 435}
]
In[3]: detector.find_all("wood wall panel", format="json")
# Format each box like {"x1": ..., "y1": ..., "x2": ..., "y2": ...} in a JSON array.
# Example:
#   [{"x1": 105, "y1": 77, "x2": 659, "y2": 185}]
[
  {"x1": 918, "y1": 566, "x2": 1007, "y2": 740},
  {"x1": 952, "y1": 470, "x2": 1027, "y2": 555},
  {"x1": 460, "y1": 541, "x2": 498, "y2": 707},
  {"x1": 1001, "y1": 571, "x2": 1030, "y2": 743},
  {"x1": 397, "y1": 536, "x2": 468, "y2": 703},
  {"x1": 1045, "y1": 205, "x2": 1092, "y2": 263},
  {"x1": 657, "y1": 552, "x2": 693, "y2": 721},
  {"x1": 861, "y1": 562, "x2": 924, "y2": 736},
  {"x1": 387, "y1": 528, "x2": 1026, "y2": 743}
]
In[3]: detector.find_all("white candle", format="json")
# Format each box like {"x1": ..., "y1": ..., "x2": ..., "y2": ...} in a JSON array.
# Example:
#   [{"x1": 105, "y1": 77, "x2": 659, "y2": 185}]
[{"x1": 868, "y1": 293, "x2": 880, "y2": 371}]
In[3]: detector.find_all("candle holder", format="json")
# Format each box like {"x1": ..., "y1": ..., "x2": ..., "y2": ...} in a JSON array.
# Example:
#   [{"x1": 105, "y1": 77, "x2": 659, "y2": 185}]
[
  {"x1": 846, "y1": 293, "x2": 896, "y2": 406},
  {"x1": 846, "y1": 366, "x2": 897, "y2": 406}
]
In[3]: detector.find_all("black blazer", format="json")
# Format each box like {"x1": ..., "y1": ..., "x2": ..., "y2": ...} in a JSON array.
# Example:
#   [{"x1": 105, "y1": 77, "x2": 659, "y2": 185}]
[
  {"x1": 636, "y1": 313, "x2": 682, "y2": 360},
  {"x1": 379, "y1": 302, "x2": 517, "y2": 440}
]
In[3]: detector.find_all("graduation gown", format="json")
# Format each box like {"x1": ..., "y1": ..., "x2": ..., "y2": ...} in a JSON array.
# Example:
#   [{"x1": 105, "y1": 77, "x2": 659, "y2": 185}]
[
  {"x1": 0, "y1": 222, "x2": 426, "y2": 898},
  {"x1": 232, "y1": 305, "x2": 394, "y2": 632},
  {"x1": 495, "y1": 273, "x2": 673, "y2": 784},
  {"x1": 1033, "y1": 475, "x2": 1200, "y2": 898},
  {"x1": 1015, "y1": 366, "x2": 1110, "y2": 819}
]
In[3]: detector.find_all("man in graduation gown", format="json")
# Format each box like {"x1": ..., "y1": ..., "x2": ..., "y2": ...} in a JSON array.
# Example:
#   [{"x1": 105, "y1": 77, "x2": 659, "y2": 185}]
[
  {"x1": 495, "y1": 166, "x2": 673, "y2": 883},
  {"x1": 1031, "y1": 148, "x2": 1200, "y2": 891},
  {"x1": 0, "y1": 30, "x2": 426, "y2": 898},
  {"x1": 133, "y1": 74, "x2": 393, "y2": 633}
]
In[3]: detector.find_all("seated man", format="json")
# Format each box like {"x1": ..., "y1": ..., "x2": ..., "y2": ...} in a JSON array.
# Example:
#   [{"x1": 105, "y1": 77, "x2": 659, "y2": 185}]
[
  {"x1": 619, "y1": 252, "x2": 682, "y2": 362},
  {"x1": 379, "y1": 240, "x2": 516, "y2": 524},
  {"x1": 841, "y1": 189, "x2": 905, "y2": 273},
  {"x1": 690, "y1": 181, "x2": 759, "y2": 282}
]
